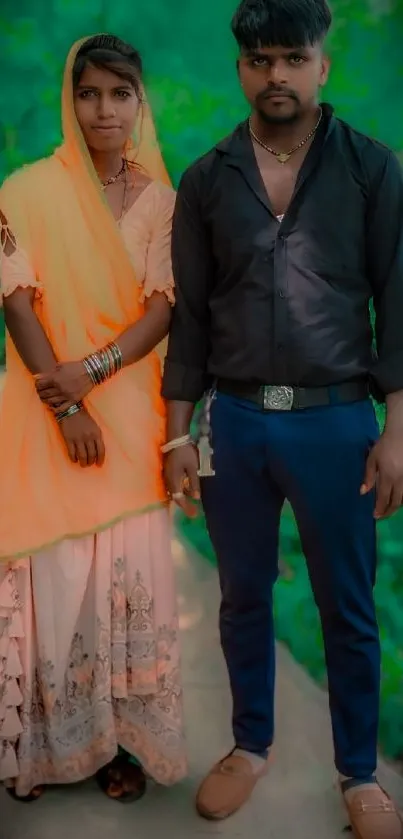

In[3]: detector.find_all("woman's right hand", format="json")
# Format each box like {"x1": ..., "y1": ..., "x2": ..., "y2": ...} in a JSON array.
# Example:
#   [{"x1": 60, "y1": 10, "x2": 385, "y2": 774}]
[
  {"x1": 163, "y1": 444, "x2": 200, "y2": 518},
  {"x1": 36, "y1": 361, "x2": 94, "y2": 412},
  {"x1": 59, "y1": 410, "x2": 105, "y2": 467}
]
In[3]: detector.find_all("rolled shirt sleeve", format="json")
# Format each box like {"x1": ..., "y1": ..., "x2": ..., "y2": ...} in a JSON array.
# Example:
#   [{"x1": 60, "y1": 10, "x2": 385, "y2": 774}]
[
  {"x1": 162, "y1": 167, "x2": 213, "y2": 402},
  {"x1": 369, "y1": 150, "x2": 403, "y2": 396}
]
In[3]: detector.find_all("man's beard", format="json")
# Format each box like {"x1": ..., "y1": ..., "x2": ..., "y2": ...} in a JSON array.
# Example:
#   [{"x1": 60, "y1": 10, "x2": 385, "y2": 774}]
[
  {"x1": 255, "y1": 86, "x2": 301, "y2": 125},
  {"x1": 256, "y1": 102, "x2": 301, "y2": 126}
]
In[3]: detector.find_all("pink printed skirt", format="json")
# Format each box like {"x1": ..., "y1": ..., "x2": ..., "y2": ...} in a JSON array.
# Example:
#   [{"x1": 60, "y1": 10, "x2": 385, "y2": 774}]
[{"x1": 0, "y1": 508, "x2": 187, "y2": 797}]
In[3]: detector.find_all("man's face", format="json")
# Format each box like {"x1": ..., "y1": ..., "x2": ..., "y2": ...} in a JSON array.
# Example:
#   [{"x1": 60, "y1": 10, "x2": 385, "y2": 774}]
[{"x1": 238, "y1": 44, "x2": 330, "y2": 124}]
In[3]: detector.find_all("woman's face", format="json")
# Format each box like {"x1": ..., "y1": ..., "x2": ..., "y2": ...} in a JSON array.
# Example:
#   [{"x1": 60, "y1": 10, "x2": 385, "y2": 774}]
[{"x1": 74, "y1": 63, "x2": 140, "y2": 153}]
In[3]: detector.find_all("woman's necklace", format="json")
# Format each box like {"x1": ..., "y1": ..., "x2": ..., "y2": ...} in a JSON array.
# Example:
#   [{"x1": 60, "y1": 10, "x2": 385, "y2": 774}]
[
  {"x1": 249, "y1": 107, "x2": 322, "y2": 164},
  {"x1": 100, "y1": 159, "x2": 130, "y2": 225},
  {"x1": 100, "y1": 159, "x2": 126, "y2": 189},
  {"x1": 117, "y1": 162, "x2": 129, "y2": 225}
]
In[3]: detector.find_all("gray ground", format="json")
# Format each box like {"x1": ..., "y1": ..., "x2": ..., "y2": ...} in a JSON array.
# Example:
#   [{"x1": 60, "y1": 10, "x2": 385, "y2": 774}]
[{"x1": 1, "y1": 535, "x2": 402, "y2": 839}]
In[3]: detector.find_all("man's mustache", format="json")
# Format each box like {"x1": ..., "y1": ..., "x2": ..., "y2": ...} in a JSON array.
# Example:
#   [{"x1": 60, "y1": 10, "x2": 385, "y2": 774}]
[{"x1": 257, "y1": 86, "x2": 299, "y2": 102}]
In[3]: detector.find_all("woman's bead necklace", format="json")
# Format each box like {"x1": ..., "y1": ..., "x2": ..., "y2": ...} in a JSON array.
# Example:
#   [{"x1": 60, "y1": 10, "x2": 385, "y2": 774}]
[
  {"x1": 100, "y1": 159, "x2": 126, "y2": 188},
  {"x1": 100, "y1": 159, "x2": 130, "y2": 224}
]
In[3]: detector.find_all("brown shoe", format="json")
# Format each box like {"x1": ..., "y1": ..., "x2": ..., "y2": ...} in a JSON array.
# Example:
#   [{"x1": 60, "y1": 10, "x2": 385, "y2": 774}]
[
  {"x1": 196, "y1": 753, "x2": 268, "y2": 820},
  {"x1": 343, "y1": 784, "x2": 403, "y2": 838}
]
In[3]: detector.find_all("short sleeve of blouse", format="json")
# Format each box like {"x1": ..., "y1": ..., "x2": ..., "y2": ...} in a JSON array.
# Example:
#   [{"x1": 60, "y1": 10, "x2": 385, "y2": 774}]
[
  {"x1": 141, "y1": 184, "x2": 175, "y2": 305},
  {"x1": 0, "y1": 209, "x2": 41, "y2": 302}
]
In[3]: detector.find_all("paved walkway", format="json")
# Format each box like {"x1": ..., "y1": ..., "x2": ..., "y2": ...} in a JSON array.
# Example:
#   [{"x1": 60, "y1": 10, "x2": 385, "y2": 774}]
[{"x1": 1, "y1": 533, "x2": 402, "y2": 839}]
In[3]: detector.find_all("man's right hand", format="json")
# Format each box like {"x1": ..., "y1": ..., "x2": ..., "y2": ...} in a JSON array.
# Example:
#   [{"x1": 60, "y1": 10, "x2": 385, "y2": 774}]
[
  {"x1": 59, "y1": 410, "x2": 106, "y2": 468},
  {"x1": 164, "y1": 444, "x2": 201, "y2": 517}
]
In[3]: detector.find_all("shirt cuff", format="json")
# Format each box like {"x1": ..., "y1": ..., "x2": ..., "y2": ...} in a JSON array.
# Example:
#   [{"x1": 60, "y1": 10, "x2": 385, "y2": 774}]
[
  {"x1": 161, "y1": 360, "x2": 208, "y2": 402},
  {"x1": 371, "y1": 354, "x2": 403, "y2": 397}
]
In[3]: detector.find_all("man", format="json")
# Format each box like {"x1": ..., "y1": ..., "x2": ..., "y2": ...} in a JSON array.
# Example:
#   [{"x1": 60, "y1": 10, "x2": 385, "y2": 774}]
[{"x1": 162, "y1": 0, "x2": 403, "y2": 836}]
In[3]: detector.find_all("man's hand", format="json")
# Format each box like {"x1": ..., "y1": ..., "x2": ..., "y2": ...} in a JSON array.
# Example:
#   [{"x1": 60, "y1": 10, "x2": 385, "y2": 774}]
[
  {"x1": 361, "y1": 432, "x2": 403, "y2": 519},
  {"x1": 59, "y1": 410, "x2": 105, "y2": 468},
  {"x1": 164, "y1": 444, "x2": 201, "y2": 518}
]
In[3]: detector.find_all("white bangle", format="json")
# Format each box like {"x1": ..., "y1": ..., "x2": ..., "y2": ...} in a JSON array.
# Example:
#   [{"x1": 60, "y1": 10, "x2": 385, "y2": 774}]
[{"x1": 161, "y1": 434, "x2": 192, "y2": 455}]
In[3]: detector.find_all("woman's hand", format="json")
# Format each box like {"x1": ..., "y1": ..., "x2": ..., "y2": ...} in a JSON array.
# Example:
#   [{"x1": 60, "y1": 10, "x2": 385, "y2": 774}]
[
  {"x1": 59, "y1": 409, "x2": 105, "y2": 467},
  {"x1": 35, "y1": 361, "x2": 93, "y2": 412}
]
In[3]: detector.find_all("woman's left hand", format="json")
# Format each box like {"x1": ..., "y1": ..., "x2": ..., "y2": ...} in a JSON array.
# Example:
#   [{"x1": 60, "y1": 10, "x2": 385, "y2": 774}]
[{"x1": 35, "y1": 361, "x2": 93, "y2": 412}]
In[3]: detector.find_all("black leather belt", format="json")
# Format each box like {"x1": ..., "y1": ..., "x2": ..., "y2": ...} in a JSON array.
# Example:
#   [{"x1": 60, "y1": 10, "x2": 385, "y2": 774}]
[{"x1": 216, "y1": 379, "x2": 369, "y2": 411}]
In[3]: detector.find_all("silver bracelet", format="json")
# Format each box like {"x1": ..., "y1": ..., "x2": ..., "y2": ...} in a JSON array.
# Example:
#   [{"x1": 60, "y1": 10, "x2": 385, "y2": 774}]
[
  {"x1": 83, "y1": 341, "x2": 123, "y2": 386},
  {"x1": 161, "y1": 434, "x2": 193, "y2": 455},
  {"x1": 56, "y1": 402, "x2": 83, "y2": 423},
  {"x1": 83, "y1": 357, "x2": 98, "y2": 386}
]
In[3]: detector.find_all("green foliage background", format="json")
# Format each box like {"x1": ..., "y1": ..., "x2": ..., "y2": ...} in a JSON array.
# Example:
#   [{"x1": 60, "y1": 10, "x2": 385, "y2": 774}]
[{"x1": 1, "y1": 0, "x2": 403, "y2": 759}]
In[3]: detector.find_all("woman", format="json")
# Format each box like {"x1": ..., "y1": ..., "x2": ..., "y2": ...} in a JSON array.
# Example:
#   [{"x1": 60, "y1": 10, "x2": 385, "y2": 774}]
[{"x1": 0, "y1": 34, "x2": 186, "y2": 802}]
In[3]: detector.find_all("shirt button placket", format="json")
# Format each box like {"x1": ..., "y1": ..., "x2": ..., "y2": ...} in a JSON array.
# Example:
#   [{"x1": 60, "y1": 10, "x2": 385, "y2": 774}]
[{"x1": 274, "y1": 233, "x2": 288, "y2": 382}]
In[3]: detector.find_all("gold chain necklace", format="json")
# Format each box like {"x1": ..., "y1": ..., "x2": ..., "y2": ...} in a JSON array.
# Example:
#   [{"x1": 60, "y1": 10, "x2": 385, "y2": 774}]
[{"x1": 249, "y1": 108, "x2": 322, "y2": 164}]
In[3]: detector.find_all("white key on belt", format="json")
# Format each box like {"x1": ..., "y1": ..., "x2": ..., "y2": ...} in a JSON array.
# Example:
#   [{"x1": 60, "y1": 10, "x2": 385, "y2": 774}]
[{"x1": 197, "y1": 388, "x2": 216, "y2": 477}]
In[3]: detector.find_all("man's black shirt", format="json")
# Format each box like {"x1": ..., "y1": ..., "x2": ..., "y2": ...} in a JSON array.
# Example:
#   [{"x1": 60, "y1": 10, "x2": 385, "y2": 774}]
[{"x1": 162, "y1": 105, "x2": 403, "y2": 403}]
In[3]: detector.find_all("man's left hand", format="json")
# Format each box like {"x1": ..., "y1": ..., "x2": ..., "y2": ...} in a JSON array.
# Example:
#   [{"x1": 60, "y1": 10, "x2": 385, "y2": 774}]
[{"x1": 361, "y1": 432, "x2": 403, "y2": 519}]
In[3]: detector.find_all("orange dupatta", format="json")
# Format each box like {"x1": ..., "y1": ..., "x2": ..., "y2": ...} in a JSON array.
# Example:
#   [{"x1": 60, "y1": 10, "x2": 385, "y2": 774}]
[{"x1": 0, "y1": 37, "x2": 171, "y2": 562}]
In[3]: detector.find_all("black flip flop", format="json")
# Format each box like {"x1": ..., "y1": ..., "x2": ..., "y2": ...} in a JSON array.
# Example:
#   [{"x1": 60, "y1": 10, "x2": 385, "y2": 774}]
[
  {"x1": 5, "y1": 786, "x2": 44, "y2": 803},
  {"x1": 95, "y1": 754, "x2": 146, "y2": 803}
]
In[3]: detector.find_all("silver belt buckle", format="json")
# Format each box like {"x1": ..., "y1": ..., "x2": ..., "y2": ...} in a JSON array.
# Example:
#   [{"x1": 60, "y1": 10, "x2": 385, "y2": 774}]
[{"x1": 263, "y1": 385, "x2": 294, "y2": 411}]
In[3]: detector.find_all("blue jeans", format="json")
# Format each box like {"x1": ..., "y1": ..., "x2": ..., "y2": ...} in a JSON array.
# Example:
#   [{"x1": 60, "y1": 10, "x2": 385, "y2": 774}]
[{"x1": 201, "y1": 392, "x2": 380, "y2": 777}]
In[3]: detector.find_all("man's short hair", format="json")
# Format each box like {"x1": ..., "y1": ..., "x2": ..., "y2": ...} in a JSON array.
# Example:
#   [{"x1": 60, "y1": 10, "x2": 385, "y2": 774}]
[{"x1": 231, "y1": 0, "x2": 332, "y2": 50}]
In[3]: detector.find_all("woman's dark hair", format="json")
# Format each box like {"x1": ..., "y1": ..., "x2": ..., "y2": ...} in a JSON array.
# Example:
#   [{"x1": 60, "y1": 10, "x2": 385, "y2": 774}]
[
  {"x1": 231, "y1": 0, "x2": 332, "y2": 50},
  {"x1": 73, "y1": 34, "x2": 143, "y2": 96}
]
